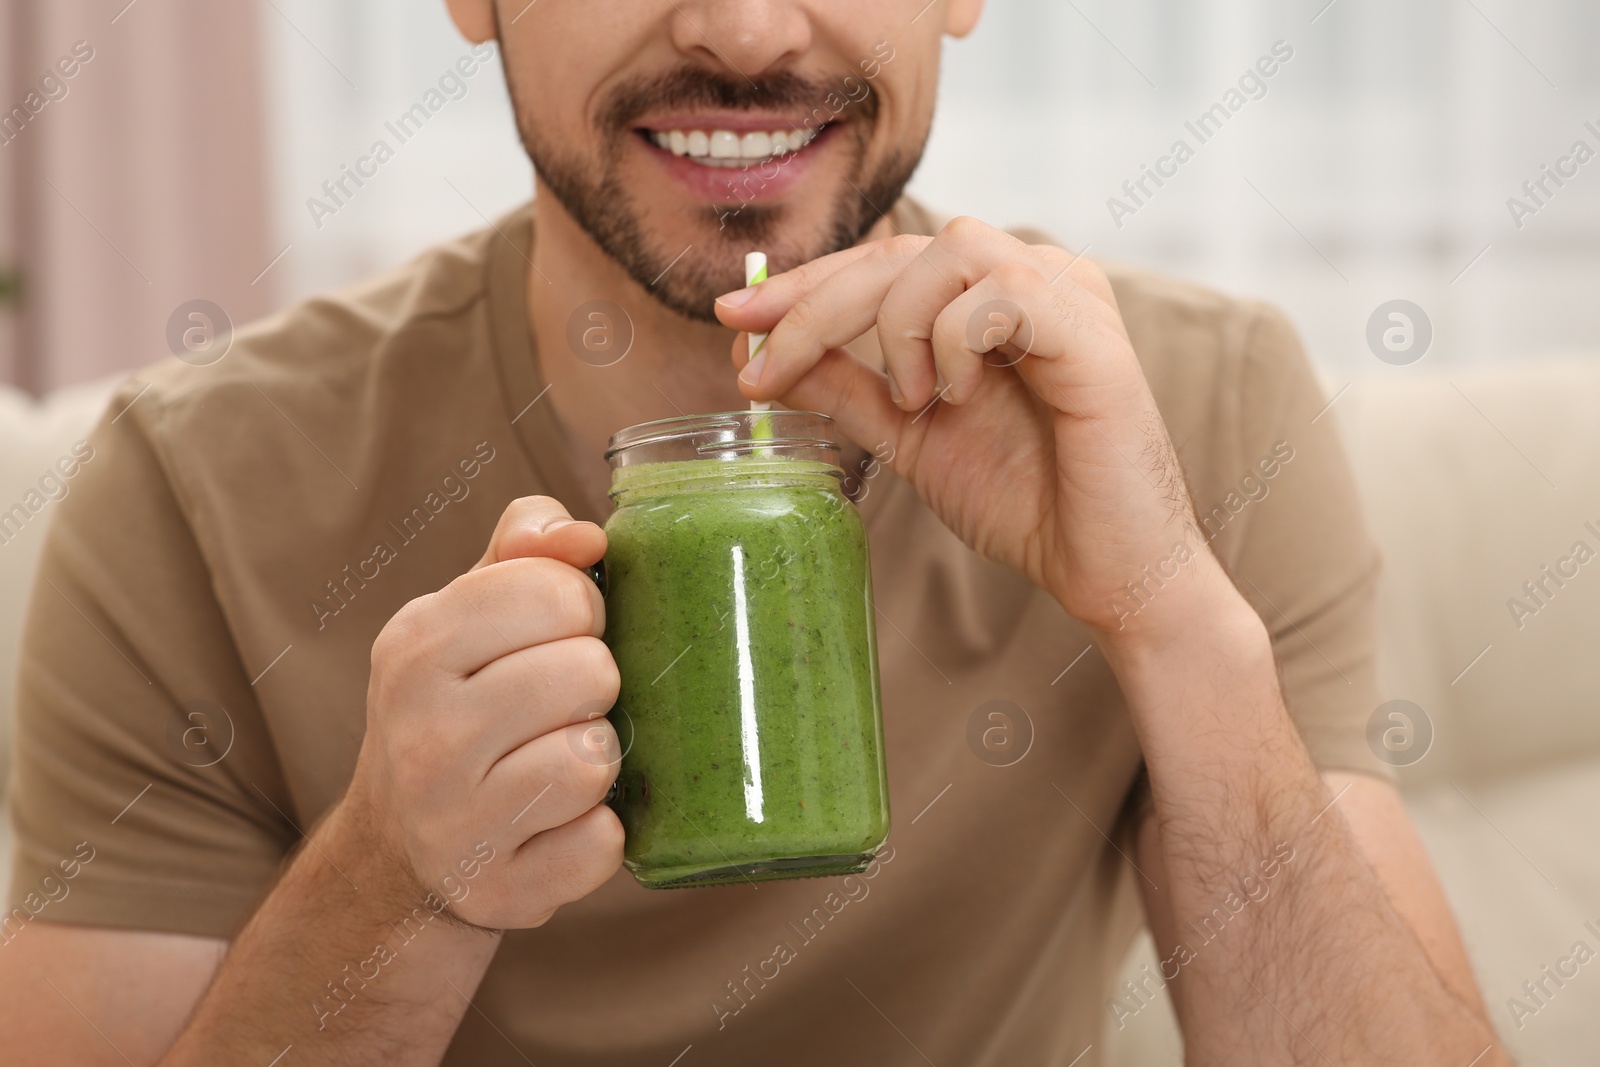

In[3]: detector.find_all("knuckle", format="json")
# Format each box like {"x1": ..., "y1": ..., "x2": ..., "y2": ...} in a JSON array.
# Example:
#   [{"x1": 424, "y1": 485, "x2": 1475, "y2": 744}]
[
  {"x1": 547, "y1": 717, "x2": 616, "y2": 788},
  {"x1": 529, "y1": 558, "x2": 598, "y2": 635},
  {"x1": 780, "y1": 296, "x2": 818, "y2": 337},
  {"x1": 492, "y1": 496, "x2": 570, "y2": 549},
  {"x1": 372, "y1": 594, "x2": 433, "y2": 671},
  {"x1": 507, "y1": 494, "x2": 560, "y2": 520},
  {"x1": 561, "y1": 570, "x2": 602, "y2": 636},
  {"x1": 561, "y1": 805, "x2": 626, "y2": 876},
  {"x1": 941, "y1": 215, "x2": 991, "y2": 243},
  {"x1": 993, "y1": 260, "x2": 1043, "y2": 292},
  {"x1": 441, "y1": 570, "x2": 476, "y2": 602},
  {"x1": 875, "y1": 293, "x2": 922, "y2": 349},
  {"x1": 525, "y1": 810, "x2": 625, "y2": 919},
  {"x1": 573, "y1": 636, "x2": 621, "y2": 698},
  {"x1": 1056, "y1": 253, "x2": 1108, "y2": 296},
  {"x1": 589, "y1": 804, "x2": 626, "y2": 858},
  {"x1": 883, "y1": 233, "x2": 929, "y2": 262},
  {"x1": 570, "y1": 728, "x2": 621, "y2": 795},
  {"x1": 439, "y1": 572, "x2": 493, "y2": 634},
  {"x1": 482, "y1": 809, "x2": 625, "y2": 929}
]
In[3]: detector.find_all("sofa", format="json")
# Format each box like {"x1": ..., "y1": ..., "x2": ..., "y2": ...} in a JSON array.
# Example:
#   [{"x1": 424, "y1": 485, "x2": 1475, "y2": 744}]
[
  {"x1": 4, "y1": 363, "x2": 1597, "y2": 1063},
  {"x1": 0, "y1": 375, "x2": 125, "y2": 892},
  {"x1": 1105, "y1": 361, "x2": 1600, "y2": 1065}
]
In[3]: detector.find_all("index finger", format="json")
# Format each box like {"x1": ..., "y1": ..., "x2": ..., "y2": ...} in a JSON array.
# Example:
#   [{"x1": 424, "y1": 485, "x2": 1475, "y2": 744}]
[{"x1": 712, "y1": 235, "x2": 927, "y2": 332}]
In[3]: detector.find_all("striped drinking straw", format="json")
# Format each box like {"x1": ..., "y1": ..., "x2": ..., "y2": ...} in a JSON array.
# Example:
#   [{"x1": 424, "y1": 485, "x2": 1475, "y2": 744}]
[{"x1": 745, "y1": 251, "x2": 771, "y2": 416}]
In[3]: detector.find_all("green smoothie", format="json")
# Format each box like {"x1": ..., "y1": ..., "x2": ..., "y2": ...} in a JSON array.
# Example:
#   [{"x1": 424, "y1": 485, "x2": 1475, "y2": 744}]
[{"x1": 602, "y1": 456, "x2": 890, "y2": 888}]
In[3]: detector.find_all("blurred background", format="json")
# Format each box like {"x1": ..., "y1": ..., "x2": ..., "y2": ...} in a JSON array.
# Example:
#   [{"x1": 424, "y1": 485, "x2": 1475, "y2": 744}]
[
  {"x1": 3, "y1": 0, "x2": 1598, "y2": 391},
  {"x1": 3, "y1": 1, "x2": 1600, "y2": 1061}
]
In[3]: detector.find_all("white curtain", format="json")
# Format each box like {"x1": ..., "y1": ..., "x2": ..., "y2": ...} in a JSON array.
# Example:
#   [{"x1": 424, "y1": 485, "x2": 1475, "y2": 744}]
[
  {"x1": 920, "y1": 0, "x2": 1600, "y2": 373},
  {"x1": 0, "y1": 0, "x2": 272, "y2": 394},
  {"x1": 267, "y1": 0, "x2": 1600, "y2": 376},
  {"x1": 261, "y1": 0, "x2": 529, "y2": 308}
]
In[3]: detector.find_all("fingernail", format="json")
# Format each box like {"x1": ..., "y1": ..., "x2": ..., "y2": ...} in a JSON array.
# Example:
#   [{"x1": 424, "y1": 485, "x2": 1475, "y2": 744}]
[
  {"x1": 934, "y1": 371, "x2": 950, "y2": 395},
  {"x1": 716, "y1": 286, "x2": 757, "y2": 309},
  {"x1": 738, "y1": 349, "x2": 767, "y2": 387},
  {"x1": 542, "y1": 518, "x2": 576, "y2": 533},
  {"x1": 885, "y1": 369, "x2": 904, "y2": 405}
]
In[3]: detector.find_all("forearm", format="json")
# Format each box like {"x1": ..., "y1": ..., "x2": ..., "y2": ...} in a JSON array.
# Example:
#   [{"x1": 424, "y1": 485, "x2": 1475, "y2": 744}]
[
  {"x1": 161, "y1": 795, "x2": 501, "y2": 1066},
  {"x1": 1093, "y1": 559, "x2": 1505, "y2": 1065}
]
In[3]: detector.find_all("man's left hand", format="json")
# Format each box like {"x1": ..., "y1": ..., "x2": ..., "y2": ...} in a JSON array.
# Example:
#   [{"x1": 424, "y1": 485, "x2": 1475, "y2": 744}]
[{"x1": 715, "y1": 217, "x2": 1213, "y2": 638}]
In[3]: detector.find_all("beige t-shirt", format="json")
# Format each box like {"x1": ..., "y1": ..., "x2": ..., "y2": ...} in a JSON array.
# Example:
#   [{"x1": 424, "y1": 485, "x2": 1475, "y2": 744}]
[{"x1": 6, "y1": 199, "x2": 1388, "y2": 1065}]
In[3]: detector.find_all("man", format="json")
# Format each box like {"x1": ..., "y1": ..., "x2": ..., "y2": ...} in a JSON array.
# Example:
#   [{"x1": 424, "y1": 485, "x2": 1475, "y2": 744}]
[{"x1": 0, "y1": 1, "x2": 1504, "y2": 1063}]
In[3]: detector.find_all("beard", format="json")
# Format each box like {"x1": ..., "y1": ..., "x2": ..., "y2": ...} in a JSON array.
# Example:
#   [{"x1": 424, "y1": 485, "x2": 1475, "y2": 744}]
[{"x1": 506, "y1": 63, "x2": 923, "y2": 323}]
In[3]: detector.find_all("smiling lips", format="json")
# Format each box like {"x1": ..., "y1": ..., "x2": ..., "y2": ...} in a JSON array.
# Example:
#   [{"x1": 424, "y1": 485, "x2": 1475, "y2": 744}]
[{"x1": 644, "y1": 126, "x2": 822, "y2": 168}]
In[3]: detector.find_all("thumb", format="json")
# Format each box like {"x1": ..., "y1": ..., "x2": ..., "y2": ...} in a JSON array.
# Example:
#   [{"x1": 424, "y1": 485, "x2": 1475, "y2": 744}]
[{"x1": 472, "y1": 496, "x2": 606, "y2": 572}]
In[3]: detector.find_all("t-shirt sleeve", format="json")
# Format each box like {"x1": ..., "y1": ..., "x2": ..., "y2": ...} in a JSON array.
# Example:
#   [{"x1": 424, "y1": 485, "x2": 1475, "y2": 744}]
[
  {"x1": 5, "y1": 378, "x2": 296, "y2": 938},
  {"x1": 1209, "y1": 305, "x2": 1394, "y2": 781}
]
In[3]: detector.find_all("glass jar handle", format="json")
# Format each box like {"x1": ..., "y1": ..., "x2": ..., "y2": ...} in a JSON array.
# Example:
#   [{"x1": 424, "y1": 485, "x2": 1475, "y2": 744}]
[
  {"x1": 583, "y1": 559, "x2": 607, "y2": 597},
  {"x1": 583, "y1": 558, "x2": 618, "y2": 805}
]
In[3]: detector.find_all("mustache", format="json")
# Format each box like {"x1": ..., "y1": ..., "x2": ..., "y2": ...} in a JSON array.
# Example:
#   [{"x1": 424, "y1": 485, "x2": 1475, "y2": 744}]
[{"x1": 599, "y1": 66, "x2": 880, "y2": 132}]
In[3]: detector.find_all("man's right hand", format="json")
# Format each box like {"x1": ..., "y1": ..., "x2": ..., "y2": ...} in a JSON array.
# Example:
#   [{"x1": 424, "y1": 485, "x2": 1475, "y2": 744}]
[
  {"x1": 0, "y1": 496, "x2": 628, "y2": 1067},
  {"x1": 344, "y1": 495, "x2": 626, "y2": 929}
]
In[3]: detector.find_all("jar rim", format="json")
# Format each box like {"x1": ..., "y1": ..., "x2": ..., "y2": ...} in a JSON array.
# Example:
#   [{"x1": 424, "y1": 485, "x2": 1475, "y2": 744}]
[
  {"x1": 604, "y1": 409, "x2": 838, "y2": 463},
  {"x1": 609, "y1": 456, "x2": 845, "y2": 499}
]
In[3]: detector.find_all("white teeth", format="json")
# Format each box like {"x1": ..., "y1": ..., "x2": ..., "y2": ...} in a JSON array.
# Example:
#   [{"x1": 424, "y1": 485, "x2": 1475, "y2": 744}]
[
  {"x1": 647, "y1": 126, "x2": 821, "y2": 166},
  {"x1": 740, "y1": 131, "x2": 771, "y2": 159}
]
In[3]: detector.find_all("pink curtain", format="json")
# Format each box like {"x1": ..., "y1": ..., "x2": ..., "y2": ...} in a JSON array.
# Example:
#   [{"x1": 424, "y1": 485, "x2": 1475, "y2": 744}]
[{"x1": 0, "y1": 0, "x2": 271, "y2": 395}]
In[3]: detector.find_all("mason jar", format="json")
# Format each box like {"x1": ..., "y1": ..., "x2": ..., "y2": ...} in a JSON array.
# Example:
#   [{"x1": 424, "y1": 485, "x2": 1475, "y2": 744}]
[{"x1": 601, "y1": 410, "x2": 890, "y2": 888}]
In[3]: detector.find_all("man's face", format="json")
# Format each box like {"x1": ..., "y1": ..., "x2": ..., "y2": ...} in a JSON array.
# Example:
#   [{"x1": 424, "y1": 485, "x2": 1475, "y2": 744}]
[{"x1": 482, "y1": 1, "x2": 964, "y2": 321}]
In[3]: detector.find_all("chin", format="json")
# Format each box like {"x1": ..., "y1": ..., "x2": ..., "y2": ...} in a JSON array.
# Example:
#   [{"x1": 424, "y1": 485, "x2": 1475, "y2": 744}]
[{"x1": 529, "y1": 114, "x2": 915, "y2": 323}]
